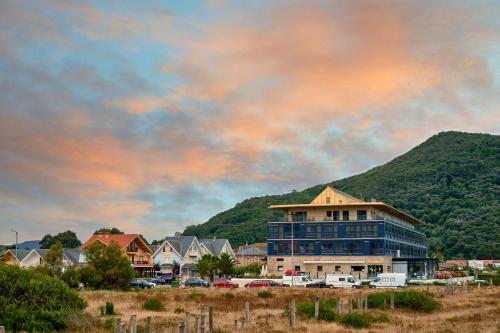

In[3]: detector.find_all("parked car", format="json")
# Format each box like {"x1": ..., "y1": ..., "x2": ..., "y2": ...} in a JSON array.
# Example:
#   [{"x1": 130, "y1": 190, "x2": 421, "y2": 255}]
[
  {"x1": 185, "y1": 278, "x2": 210, "y2": 288},
  {"x1": 305, "y1": 280, "x2": 329, "y2": 288},
  {"x1": 369, "y1": 273, "x2": 407, "y2": 288},
  {"x1": 149, "y1": 277, "x2": 168, "y2": 285},
  {"x1": 326, "y1": 274, "x2": 362, "y2": 288},
  {"x1": 282, "y1": 274, "x2": 314, "y2": 287},
  {"x1": 130, "y1": 278, "x2": 155, "y2": 289},
  {"x1": 213, "y1": 279, "x2": 239, "y2": 289},
  {"x1": 245, "y1": 279, "x2": 285, "y2": 288},
  {"x1": 472, "y1": 279, "x2": 491, "y2": 286}
]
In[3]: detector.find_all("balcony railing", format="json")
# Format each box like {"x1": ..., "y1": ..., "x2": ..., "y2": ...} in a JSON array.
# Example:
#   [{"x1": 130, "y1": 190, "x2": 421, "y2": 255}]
[{"x1": 131, "y1": 260, "x2": 150, "y2": 265}]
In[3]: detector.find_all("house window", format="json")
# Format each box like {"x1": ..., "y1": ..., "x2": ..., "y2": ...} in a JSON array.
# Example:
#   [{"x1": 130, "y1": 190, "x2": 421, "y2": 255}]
[
  {"x1": 342, "y1": 211, "x2": 349, "y2": 221},
  {"x1": 326, "y1": 211, "x2": 332, "y2": 218},
  {"x1": 127, "y1": 241, "x2": 138, "y2": 252},
  {"x1": 277, "y1": 258, "x2": 284, "y2": 262},
  {"x1": 163, "y1": 247, "x2": 166, "y2": 252},
  {"x1": 333, "y1": 211, "x2": 340, "y2": 221},
  {"x1": 357, "y1": 210, "x2": 367, "y2": 220},
  {"x1": 351, "y1": 265, "x2": 364, "y2": 272}
]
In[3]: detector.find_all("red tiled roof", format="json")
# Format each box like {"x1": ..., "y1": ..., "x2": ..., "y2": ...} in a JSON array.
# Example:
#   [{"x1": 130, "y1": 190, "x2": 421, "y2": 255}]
[{"x1": 81, "y1": 234, "x2": 139, "y2": 250}]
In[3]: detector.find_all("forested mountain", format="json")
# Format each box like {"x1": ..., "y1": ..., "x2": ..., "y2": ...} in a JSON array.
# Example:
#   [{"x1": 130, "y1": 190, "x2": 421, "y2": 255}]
[{"x1": 184, "y1": 131, "x2": 500, "y2": 259}]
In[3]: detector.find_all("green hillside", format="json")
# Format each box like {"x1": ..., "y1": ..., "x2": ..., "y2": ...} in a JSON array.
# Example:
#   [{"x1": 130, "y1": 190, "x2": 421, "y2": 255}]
[{"x1": 184, "y1": 131, "x2": 500, "y2": 259}]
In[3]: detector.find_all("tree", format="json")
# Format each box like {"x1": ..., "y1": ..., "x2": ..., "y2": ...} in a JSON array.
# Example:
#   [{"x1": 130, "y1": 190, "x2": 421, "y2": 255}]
[
  {"x1": 40, "y1": 230, "x2": 81, "y2": 249},
  {"x1": 216, "y1": 252, "x2": 236, "y2": 277},
  {"x1": 45, "y1": 241, "x2": 63, "y2": 275},
  {"x1": 195, "y1": 254, "x2": 216, "y2": 280},
  {"x1": 93, "y1": 227, "x2": 124, "y2": 235},
  {"x1": 84, "y1": 242, "x2": 134, "y2": 289}
]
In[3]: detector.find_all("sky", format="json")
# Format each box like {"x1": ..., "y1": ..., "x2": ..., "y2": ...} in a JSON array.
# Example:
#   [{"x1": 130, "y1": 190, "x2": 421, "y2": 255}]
[{"x1": 1, "y1": 0, "x2": 499, "y2": 245}]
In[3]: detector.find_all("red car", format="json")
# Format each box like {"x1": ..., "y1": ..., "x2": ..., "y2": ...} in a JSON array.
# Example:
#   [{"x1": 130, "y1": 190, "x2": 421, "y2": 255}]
[
  {"x1": 244, "y1": 280, "x2": 283, "y2": 288},
  {"x1": 213, "y1": 279, "x2": 239, "y2": 289}
]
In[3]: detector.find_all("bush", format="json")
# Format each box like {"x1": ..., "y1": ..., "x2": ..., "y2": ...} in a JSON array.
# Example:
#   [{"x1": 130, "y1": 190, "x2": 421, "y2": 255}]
[
  {"x1": 339, "y1": 312, "x2": 389, "y2": 328},
  {"x1": 257, "y1": 290, "x2": 273, "y2": 298},
  {"x1": 297, "y1": 299, "x2": 337, "y2": 321},
  {"x1": 368, "y1": 291, "x2": 440, "y2": 312},
  {"x1": 477, "y1": 273, "x2": 500, "y2": 286},
  {"x1": 0, "y1": 265, "x2": 86, "y2": 332},
  {"x1": 61, "y1": 267, "x2": 81, "y2": 288},
  {"x1": 174, "y1": 307, "x2": 184, "y2": 313},
  {"x1": 100, "y1": 302, "x2": 115, "y2": 316},
  {"x1": 143, "y1": 298, "x2": 164, "y2": 311},
  {"x1": 188, "y1": 291, "x2": 205, "y2": 299},
  {"x1": 224, "y1": 292, "x2": 235, "y2": 299}
]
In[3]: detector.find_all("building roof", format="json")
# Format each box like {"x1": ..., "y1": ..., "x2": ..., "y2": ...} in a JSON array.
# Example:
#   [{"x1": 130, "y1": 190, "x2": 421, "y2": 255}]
[
  {"x1": 162, "y1": 236, "x2": 197, "y2": 257},
  {"x1": 81, "y1": 234, "x2": 139, "y2": 249},
  {"x1": 236, "y1": 243, "x2": 267, "y2": 256},
  {"x1": 0, "y1": 249, "x2": 32, "y2": 261},
  {"x1": 63, "y1": 248, "x2": 84, "y2": 265},
  {"x1": 269, "y1": 186, "x2": 423, "y2": 225},
  {"x1": 200, "y1": 239, "x2": 228, "y2": 256}
]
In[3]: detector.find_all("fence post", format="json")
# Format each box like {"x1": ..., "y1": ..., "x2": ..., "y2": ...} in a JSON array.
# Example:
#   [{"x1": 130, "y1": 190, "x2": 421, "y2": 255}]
[
  {"x1": 314, "y1": 297, "x2": 320, "y2": 320},
  {"x1": 335, "y1": 297, "x2": 341, "y2": 314},
  {"x1": 185, "y1": 313, "x2": 190, "y2": 333},
  {"x1": 234, "y1": 319, "x2": 237, "y2": 330},
  {"x1": 120, "y1": 322, "x2": 127, "y2": 333},
  {"x1": 130, "y1": 314, "x2": 138, "y2": 333},
  {"x1": 426, "y1": 284, "x2": 429, "y2": 293},
  {"x1": 146, "y1": 316, "x2": 152, "y2": 333},
  {"x1": 390, "y1": 293, "x2": 395, "y2": 309},
  {"x1": 349, "y1": 298, "x2": 353, "y2": 312},
  {"x1": 114, "y1": 317, "x2": 122, "y2": 333},
  {"x1": 383, "y1": 299, "x2": 387, "y2": 309},
  {"x1": 208, "y1": 305, "x2": 213, "y2": 332},
  {"x1": 194, "y1": 316, "x2": 199, "y2": 333},
  {"x1": 364, "y1": 295, "x2": 368, "y2": 310},
  {"x1": 200, "y1": 305, "x2": 206, "y2": 333},
  {"x1": 289, "y1": 299, "x2": 296, "y2": 327},
  {"x1": 178, "y1": 321, "x2": 185, "y2": 333},
  {"x1": 244, "y1": 301, "x2": 250, "y2": 329}
]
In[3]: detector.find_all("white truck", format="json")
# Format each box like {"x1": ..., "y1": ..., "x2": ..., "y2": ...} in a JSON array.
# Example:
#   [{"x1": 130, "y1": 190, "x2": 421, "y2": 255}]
[
  {"x1": 369, "y1": 273, "x2": 407, "y2": 288},
  {"x1": 325, "y1": 274, "x2": 362, "y2": 288},
  {"x1": 282, "y1": 274, "x2": 314, "y2": 287}
]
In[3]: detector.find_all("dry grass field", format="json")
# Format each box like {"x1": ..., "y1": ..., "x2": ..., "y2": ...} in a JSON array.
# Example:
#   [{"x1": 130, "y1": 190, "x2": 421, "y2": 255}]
[{"x1": 75, "y1": 286, "x2": 500, "y2": 333}]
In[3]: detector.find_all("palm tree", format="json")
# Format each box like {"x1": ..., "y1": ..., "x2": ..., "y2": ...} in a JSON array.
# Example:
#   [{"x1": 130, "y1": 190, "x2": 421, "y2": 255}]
[{"x1": 216, "y1": 252, "x2": 236, "y2": 278}]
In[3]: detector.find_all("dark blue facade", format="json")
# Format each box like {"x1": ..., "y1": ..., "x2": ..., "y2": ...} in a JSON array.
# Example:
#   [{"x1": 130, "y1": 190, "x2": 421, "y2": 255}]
[{"x1": 267, "y1": 220, "x2": 426, "y2": 258}]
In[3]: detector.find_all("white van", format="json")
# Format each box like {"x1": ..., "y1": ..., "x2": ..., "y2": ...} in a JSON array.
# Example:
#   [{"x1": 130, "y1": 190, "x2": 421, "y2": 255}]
[
  {"x1": 325, "y1": 274, "x2": 362, "y2": 288},
  {"x1": 282, "y1": 275, "x2": 314, "y2": 287},
  {"x1": 369, "y1": 273, "x2": 407, "y2": 288}
]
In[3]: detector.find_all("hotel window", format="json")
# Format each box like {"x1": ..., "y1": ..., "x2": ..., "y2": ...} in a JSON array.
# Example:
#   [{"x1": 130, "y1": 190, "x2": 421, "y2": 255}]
[
  {"x1": 357, "y1": 210, "x2": 367, "y2": 220},
  {"x1": 343, "y1": 210, "x2": 350, "y2": 221},
  {"x1": 306, "y1": 242, "x2": 315, "y2": 254},
  {"x1": 317, "y1": 266, "x2": 323, "y2": 272},
  {"x1": 321, "y1": 242, "x2": 333, "y2": 254},
  {"x1": 345, "y1": 224, "x2": 361, "y2": 237},
  {"x1": 363, "y1": 224, "x2": 378, "y2": 236},
  {"x1": 333, "y1": 210, "x2": 340, "y2": 221},
  {"x1": 306, "y1": 224, "x2": 316, "y2": 238}
]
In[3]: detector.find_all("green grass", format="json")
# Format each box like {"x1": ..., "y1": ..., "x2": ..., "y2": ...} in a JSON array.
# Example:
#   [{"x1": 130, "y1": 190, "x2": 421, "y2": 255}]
[
  {"x1": 257, "y1": 290, "x2": 273, "y2": 298},
  {"x1": 143, "y1": 298, "x2": 164, "y2": 311},
  {"x1": 188, "y1": 291, "x2": 205, "y2": 299},
  {"x1": 339, "y1": 312, "x2": 389, "y2": 328}
]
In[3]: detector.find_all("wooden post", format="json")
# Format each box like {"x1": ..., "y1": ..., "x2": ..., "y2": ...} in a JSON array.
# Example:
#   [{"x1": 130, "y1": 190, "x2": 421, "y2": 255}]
[
  {"x1": 289, "y1": 299, "x2": 296, "y2": 327},
  {"x1": 200, "y1": 305, "x2": 206, "y2": 333},
  {"x1": 185, "y1": 313, "x2": 190, "y2": 333},
  {"x1": 194, "y1": 316, "x2": 199, "y2": 333},
  {"x1": 234, "y1": 319, "x2": 237, "y2": 329},
  {"x1": 364, "y1": 295, "x2": 368, "y2": 310},
  {"x1": 0, "y1": 326, "x2": 5, "y2": 333},
  {"x1": 208, "y1": 305, "x2": 213, "y2": 332},
  {"x1": 383, "y1": 298, "x2": 387, "y2": 309},
  {"x1": 146, "y1": 316, "x2": 152, "y2": 333},
  {"x1": 130, "y1": 314, "x2": 138, "y2": 333},
  {"x1": 390, "y1": 293, "x2": 395, "y2": 309},
  {"x1": 178, "y1": 321, "x2": 185, "y2": 333},
  {"x1": 348, "y1": 298, "x2": 353, "y2": 312},
  {"x1": 358, "y1": 293, "x2": 362, "y2": 310},
  {"x1": 314, "y1": 297, "x2": 320, "y2": 320},
  {"x1": 336, "y1": 297, "x2": 341, "y2": 314},
  {"x1": 114, "y1": 317, "x2": 122, "y2": 333},
  {"x1": 244, "y1": 301, "x2": 250, "y2": 329},
  {"x1": 120, "y1": 322, "x2": 126, "y2": 333},
  {"x1": 426, "y1": 284, "x2": 429, "y2": 293}
]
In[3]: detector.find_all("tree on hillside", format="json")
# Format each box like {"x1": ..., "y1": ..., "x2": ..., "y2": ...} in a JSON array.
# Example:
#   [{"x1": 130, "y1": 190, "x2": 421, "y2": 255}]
[
  {"x1": 93, "y1": 227, "x2": 124, "y2": 235},
  {"x1": 83, "y1": 242, "x2": 134, "y2": 289},
  {"x1": 45, "y1": 241, "x2": 63, "y2": 275},
  {"x1": 40, "y1": 230, "x2": 81, "y2": 249}
]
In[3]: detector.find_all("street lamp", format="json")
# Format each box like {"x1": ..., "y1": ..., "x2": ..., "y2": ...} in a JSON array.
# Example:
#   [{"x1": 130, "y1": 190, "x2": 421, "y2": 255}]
[{"x1": 10, "y1": 230, "x2": 18, "y2": 265}]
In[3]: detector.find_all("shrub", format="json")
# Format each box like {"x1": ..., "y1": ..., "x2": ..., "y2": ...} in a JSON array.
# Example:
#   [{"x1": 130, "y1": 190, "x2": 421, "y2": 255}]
[
  {"x1": 174, "y1": 307, "x2": 184, "y2": 313},
  {"x1": 0, "y1": 265, "x2": 86, "y2": 332},
  {"x1": 257, "y1": 290, "x2": 273, "y2": 298},
  {"x1": 100, "y1": 302, "x2": 115, "y2": 316},
  {"x1": 368, "y1": 291, "x2": 440, "y2": 312},
  {"x1": 224, "y1": 292, "x2": 235, "y2": 299},
  {"x1": 143, "y1": 298, "x2": 164, "y2": 311},
  {"x1": 61, "y1": 267, "x2": 81, "y2": 288},
  {"x1": 296, "y1": 299, "x2": 337, "y2": 321},
  {"x1": 339, "y1": 312, "x2": 389, "y2": 328},
  {"x1": 188, "y1": 291, "x2": 205, "y2": 299}
]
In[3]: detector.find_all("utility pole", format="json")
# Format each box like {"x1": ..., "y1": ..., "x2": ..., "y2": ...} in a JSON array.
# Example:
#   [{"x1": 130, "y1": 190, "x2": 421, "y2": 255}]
[
  {"x1": 10, "y1": 230, "x2": 18, "y2": 265},
  {"x1": 291, "y1": 216, "x2": 294, "y2": 287}
]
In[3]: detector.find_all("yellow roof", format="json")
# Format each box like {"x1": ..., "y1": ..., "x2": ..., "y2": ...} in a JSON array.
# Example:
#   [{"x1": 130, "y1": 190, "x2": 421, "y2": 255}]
[{"x1": 269, "y1": 187, "x2": 423, "y2": 225}]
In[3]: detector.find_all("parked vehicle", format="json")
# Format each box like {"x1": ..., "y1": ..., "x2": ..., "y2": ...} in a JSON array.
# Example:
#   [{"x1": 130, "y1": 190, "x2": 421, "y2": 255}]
[
  {"x1": 149, "y1": 277, "x2": 168, "y2": 285},
  {"x1": 325, "y1": 274, "x2": 362, "y2": 288},
  {"x1": 130, "y1": 278, "x2": 156, "y2": 289},
  {"x1": 213, "y1": 279, "x2": 239, "y2": 289},
  {"x1": 282, "y1": 274, "x2": 314, "y2": 287},
  {"x1": 369, "y1": 273, "x2": 407, "y2": 288},
  {"x1": 185, "y1": 278, "x2": 210, "y2": 288},
  {"x1": 472, "y1": 279, "x2": 491, "y2": 286},
  {"x1": 305, "y1": 280, "x2": 329, "y2": 288},
  {"x1": 244, "y1": 279, "x2": 285, "y2": 288}
]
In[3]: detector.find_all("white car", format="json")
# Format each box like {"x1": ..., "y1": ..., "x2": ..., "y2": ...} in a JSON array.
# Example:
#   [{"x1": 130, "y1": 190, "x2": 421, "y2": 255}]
[{"x1": 325, "y1": 274, "x2": 362, "y2": 288}]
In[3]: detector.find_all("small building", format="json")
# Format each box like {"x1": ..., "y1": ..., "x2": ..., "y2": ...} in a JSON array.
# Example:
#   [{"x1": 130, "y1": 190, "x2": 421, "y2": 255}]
[
  {"x1": 152, "y1": 235, "x2": 234, "y2": 277},
  {"x1": 439, "y1": 259, "x2": 468, "y2": 270},
  {"x1": 81, "y1": 233, "x2": 154, "y2": 276},
  {"x1": 235, "y1": 243, "x2": 267, "y2": 266},
  {"x1": 267, "y1": 186, "x2": 433, "y2": 279},
  {"x1": 0, "y1": 248, "x2": 86, "y2": 269}
]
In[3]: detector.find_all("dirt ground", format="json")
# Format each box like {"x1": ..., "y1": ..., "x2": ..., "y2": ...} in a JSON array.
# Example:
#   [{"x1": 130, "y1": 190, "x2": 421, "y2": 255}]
[{"x1": 76, "y1": 285, "x2": 500, "y2": 333}]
